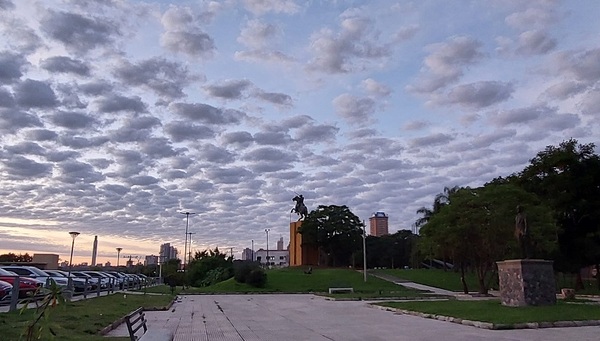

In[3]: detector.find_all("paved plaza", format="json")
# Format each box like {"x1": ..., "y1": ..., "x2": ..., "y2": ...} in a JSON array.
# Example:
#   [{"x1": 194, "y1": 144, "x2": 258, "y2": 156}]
[{"x1": 107, "y1": 294, "x2": 599, "y2": 341}]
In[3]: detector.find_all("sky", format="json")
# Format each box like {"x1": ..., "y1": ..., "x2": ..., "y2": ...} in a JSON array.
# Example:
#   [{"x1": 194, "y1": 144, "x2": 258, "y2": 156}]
[{"x1": 0, "y1": 0, "x2": 599, "y2": 266}]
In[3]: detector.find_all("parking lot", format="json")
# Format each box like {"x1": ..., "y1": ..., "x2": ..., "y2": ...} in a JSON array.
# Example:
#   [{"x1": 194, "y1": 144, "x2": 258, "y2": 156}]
[{"x1": 108, "y1": 294, "x2": 600, "y2": 341}]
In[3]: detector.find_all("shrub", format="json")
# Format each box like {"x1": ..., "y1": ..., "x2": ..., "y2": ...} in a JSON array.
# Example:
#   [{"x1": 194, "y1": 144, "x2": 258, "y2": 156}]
[
  {"x1": 234, "y1": 261, "x2": 260, "y2": 283},
  {"x1": 246, "y1": 268, "x2": 267, "y2": 288}
]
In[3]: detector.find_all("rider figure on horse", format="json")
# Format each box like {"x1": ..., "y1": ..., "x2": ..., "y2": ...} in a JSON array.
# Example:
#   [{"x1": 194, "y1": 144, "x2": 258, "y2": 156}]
[{"x1": 291, "y1": 194, "x2": 308, "y2": 221}]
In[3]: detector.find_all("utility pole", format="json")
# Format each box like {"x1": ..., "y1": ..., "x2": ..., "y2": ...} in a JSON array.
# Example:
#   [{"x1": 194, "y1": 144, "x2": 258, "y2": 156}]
[
  {"x1": 251, "y1": 240, "x2": 254, "y2": 262},
  {"x1": 362, "y1": 220, "x2": 367, "y2": 282},
  {"x1": 180, "y1": 211, "x2": 195, "y2": 270},
  {"x1": 230, "y1": 247, "x2": 234, "y2": 258},
  {"x1": 265, "y1": 229, "x2": 270, "y2": 267},
  {"x1": 187, "y1": 232, "x2": 195, "y2": 265}
]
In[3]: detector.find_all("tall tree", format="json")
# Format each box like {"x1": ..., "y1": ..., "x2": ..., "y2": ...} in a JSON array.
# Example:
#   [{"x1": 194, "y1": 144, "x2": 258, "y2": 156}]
[
  {"x1": 0, "y1": 253, "x2": 33, "y2": 262},
  {"x1": 415, "y1": 186, "x2": 460, "y2": 228},
  {"x1": 510, "y1": 139, "x2": 600, "y2": 288},
  {"x1": 299, "y1": 205, "x2": 364, "y2": 267},
  {"x1": 419, "y1": 183, "x2": 557, "y2": 294}
]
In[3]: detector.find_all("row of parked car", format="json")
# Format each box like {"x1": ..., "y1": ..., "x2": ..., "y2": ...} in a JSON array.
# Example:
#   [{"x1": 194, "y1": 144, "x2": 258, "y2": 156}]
[{"x1": 0, "y1": 265, "x2": 150, "y2": 302}]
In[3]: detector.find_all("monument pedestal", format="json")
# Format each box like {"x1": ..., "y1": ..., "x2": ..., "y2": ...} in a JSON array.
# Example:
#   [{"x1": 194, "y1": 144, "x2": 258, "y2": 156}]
[
  {"x1": 496, "y1": 259, "x2": 556, "y2": 306},
  {"x1": 290, "y1": 221, "x2": 318, "y2": 266}
]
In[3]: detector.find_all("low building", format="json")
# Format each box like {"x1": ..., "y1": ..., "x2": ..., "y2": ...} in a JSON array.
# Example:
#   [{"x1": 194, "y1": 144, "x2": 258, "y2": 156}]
[{"x1": 254, "y1": 248, "x2": 288, "y2": 267}]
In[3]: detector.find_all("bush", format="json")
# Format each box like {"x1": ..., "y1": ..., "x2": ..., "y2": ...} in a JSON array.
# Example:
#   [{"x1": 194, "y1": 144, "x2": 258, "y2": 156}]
[
  {"x1": 246, "y1": 268, "x2": 267, "y2": 288},
  {"x1": 234, "y1": 261, "x2": 260, "y2": 283},
  {"x1": 196, "y1": 267, "x2": 233, "y2": 287}
]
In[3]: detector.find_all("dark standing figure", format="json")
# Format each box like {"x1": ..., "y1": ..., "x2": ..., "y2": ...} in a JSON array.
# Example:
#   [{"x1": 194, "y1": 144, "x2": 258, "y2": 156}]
[
  {"x1": 291, "y1": 194, "x2": 308, "y2": 221},
  {"x1": 515, "y1": 205, "x2": 531, "y2": 259}
]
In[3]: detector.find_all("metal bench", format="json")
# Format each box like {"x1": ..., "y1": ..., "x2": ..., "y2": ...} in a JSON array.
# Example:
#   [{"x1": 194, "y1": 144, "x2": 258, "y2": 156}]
[
  {"x1": 124, "y1": 307, "x2": 173, "y2": 341},
  {"x1": 328, "y1": 287, "x2": 354, "y2": 294}
]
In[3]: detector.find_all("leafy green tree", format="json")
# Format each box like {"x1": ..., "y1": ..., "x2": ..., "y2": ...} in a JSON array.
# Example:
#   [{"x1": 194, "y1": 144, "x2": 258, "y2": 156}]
[
  {"x1": 299, "y1": 205, "x2": 364, "y2": 267},
  {"x1": 508, "y1": 139, "x2": 600, "y2": 289},
  {"x1": 419, "y1": 183, "x2": 557, "y2": 294},
  {"x1": 365, "y1": 230, "x2": 417, "y2": 269},
  {"x1": 187, "y1": 248, "x2": 233, "y2": 287},
  {"x1": 415, "y1": 186, "x2": 460, "y2": 228}
]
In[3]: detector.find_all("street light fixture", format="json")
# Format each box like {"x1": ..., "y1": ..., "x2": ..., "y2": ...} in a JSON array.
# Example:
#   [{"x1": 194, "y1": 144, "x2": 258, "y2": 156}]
[
  {"x1": 180, "y1": 211, "x2": 195, "y2": 270},
  {"x1": 116, "y1": 247, "x2": 123, "y2": 267},
  {"x1": 265, "y1": 229, "x2": 270, "y2": 267},
  {"x1": 67, "y1": 231, "x2": 80, "y2": 279}
]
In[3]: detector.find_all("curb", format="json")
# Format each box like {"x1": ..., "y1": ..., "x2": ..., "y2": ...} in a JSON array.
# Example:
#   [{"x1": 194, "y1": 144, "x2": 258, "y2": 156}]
[{"x1": 372, "y1": 305, "x2": 600, "y2": 330}]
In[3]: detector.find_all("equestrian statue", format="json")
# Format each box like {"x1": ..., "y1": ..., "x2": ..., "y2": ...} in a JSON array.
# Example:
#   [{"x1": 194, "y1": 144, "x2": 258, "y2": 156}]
[{"x1": 291, "y1": 194, "x2": 308, "y2": 221}]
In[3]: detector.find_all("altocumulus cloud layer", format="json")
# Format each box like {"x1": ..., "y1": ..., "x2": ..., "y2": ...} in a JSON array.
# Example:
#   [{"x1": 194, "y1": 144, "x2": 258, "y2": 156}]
[{"x1": 0, "y1": 0, "x2": 599, "y2": 262}]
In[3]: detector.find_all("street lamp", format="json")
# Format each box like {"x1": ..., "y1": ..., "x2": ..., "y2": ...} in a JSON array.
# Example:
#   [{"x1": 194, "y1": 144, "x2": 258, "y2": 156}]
[
  {"x1": 180, "y1": 211, "x2": 195, "y2": 270},
  {"x1": 187, "y1": 232, "x2": 195, "y2": 264},
  {"x1": 362, "y1": 221, "x2": 367, "y2": 282},
  {"x1": 265, "y1": 229, "x2": 270, "y2": 267},
  {"x1": 116, "y1": 247, "x2": 122, "y2": 267},
  {"x1": 67, "y1": 231, "x2": 80, "y2": 279}
]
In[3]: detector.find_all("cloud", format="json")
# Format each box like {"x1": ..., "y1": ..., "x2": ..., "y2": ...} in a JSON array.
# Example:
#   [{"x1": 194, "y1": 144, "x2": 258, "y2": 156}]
[
  {"x1": 552, "y1": 48, "x2": 600, "y2": 84},
  {"x1": 488, "y1": 105, "x2": 550, "y2": 127},
  {"x1": 402, "y1": 120, "x2": 430, "y2": 131},
  {"x1": 57, "y1": 160, "x2": 105, "y2": 184},
  {"x1": 580, "y1": 89, "x2": 600, "y2": 117},
  {"x1": 1, "y1": 155, "x2": 52, "y2": 178},
  {"x1": 0, "y1": 0, "x2": 15, "y2": 10},
  {"x1": 256, "y1": 91, "x2": 292, "y2": 107},
  {"x1": 40, "y1": 56, "x2": 91, "y2": 76},
  {"x1": 308, "y1": 13, "x2": 391, "y2": 73},
  {"x1": 332, "y1": 94, "x2": 376, "y2": 125},
  {"x1": 238, "y1": 19, "x2": 280, "y2": 49},
  {"x1": 0, "y1": 87, "x2": 14, "y2": 107},
  {"x1": 114, "y1": 58, "x2": 196, "y2": 99},
  {"x1": 49, "y1": 111, "x2": 98, "y2": 129},
  {"x1": 14, "y1": 79, "x2": 57, "y2": 108},
  {"x1": 362, "y1": 78, "x2": 391, "y2": 97},
  {"x1": 95, "y1": 94, "x2": 147, "y2": 113},
  {"x1": 160, "y1": 6, "x2": 216, "y2": 58},
  {"x1": 409, "y1": 133, "x2": 454, "y2": 148},
  {"x1": 515, "y1": 30, "x2": 556, "y2": 56},
  {"x1": 170, "y1": 102, "x2": 246, "y2": 125},
  {"x1": 40, "y1": 10, "x2": 120, "y2": 53},
  {"x1": 0, "y1": 52, "x2": 27, "y2": 84},
  {"x1": 221, "y1": 131, "x2": 254, "y2": 148},
  {"x1": 444, "y1": 81, "x2": 514, "y2": 108},
  {"x1": 242, "y1": 0, "x2": 300, "y2": 15},
  {"x1": 164, "y1": 121, "x2": 216, "y2": 142},
  {"x1": 204, "y1": 79, "x2": 252, "y2": 100},
  {"x1": 0, "y1": 109, "x2": 42, "y2": 131},
  {"x1": 407, "y1": 36, "x2": 483, "y2": 93}
]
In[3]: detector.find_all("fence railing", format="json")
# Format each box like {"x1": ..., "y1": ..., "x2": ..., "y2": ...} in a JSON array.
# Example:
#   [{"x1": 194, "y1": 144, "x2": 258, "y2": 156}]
[{"x1": 0, "y1": 275, "x2": 161, "y2": 312}]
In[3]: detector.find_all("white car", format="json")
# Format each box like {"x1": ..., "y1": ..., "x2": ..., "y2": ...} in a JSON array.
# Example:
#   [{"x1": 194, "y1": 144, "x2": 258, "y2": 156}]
[{"x1": 0, "y1": 266, "x2": 69, "y2": 288}]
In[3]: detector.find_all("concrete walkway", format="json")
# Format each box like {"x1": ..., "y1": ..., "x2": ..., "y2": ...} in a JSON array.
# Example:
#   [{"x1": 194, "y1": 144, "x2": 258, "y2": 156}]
[
  {"x1": 368, "y1": 271, "x2": 459, "y2": 296},
  {"x1": 106, "y1": 294, "x2": 599, "y2": 341}
]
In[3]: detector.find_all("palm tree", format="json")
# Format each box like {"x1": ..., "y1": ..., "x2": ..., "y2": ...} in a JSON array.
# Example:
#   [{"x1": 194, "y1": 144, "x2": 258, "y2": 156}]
[{"x1": 415, "y1": 186, "x2": 461, "y2": 228}]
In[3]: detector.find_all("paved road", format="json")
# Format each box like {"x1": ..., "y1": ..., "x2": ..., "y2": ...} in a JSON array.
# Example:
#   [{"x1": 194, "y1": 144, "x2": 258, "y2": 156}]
[{"x1": 107, "y1": 294, "x2": 599, "y2": 341}]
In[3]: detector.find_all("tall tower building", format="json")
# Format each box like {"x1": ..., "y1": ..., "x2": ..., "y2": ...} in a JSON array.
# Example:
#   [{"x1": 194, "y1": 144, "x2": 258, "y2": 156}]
[
  {"x1": 277, "y1": 237, "x2": 284, "y2": 251},
  {"x1": 369, "y1": 212, "x2": 389, "y2": 236},
  {"x1": 91, "y1": 236, "x2": 98, "y2": 266},
  {"x1": 159, "y1": 243, "x2": 178, "y2": 261}
]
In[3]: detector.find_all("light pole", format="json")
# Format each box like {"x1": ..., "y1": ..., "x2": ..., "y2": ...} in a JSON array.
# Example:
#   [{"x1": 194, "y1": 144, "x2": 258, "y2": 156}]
[
  {"x1": 187, "y1": 232, "x2": 195, "y2": 264},
  {"x1": 362, "y1": 221, "x2": 367, "y2": 282},
  {"x1": 265, "y1": 229, "x2": 270, "y2": 267},
  {"x1": 251, "y1": 239, "x2": 254, "y2": 262},
  {"x1": 67, "y1": 231, "x2": 80, "y2": 296},
  {"x1": 180, "y1": 211, "x2": 195, "y2": 270},
  {"x1": 116, "y1": 247, "x2": 122, "y2": 267}
]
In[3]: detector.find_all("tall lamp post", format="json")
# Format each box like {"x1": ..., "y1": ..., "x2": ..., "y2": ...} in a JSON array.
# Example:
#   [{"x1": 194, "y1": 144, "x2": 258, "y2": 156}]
[
  {"x1": 362, "y1": 221, "x2": 367, "y2": 282},
  {"x1": 116, "y1": 247, "x2": 122, "y2": 267},
  {"x1": 187, "y1": 232, "x2": 195, "y2": 264},
  {"x1": 180, "y1": 211, "x2": 195, "y2": 270},
  {"x1": 67, "y1": 231, "x2": 80, "y2": 296},
  {"x1": 265, "y1": 229, "x2": 270, "y2": 267}
]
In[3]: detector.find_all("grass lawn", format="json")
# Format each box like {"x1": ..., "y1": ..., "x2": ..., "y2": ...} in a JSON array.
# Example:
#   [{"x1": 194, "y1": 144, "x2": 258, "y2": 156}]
[
  {"x1": 376, "y1": 268, "x2": 487, "y2": 292},
  {"x1": 377, "y1": 299, "x2": 600, "y2": 325},
  {"x1": 0, "y1": 293, "x2": 174, "y2": 341},
  {"x1": 144, "y1": 267, "x2": 430, "y2": 298}
]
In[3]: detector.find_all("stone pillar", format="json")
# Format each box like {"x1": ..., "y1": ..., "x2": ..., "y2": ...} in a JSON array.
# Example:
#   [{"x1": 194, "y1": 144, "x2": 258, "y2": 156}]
[{"x1": 496, "y1": 259, "x2": 556, "y2": 306}]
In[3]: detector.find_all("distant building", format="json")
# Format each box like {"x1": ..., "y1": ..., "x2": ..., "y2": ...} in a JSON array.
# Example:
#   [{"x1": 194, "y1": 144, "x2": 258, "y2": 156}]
[
  {"x1": 255, "y1": 248, "x2": 288, "y2": 267},
  {"x1": 145, "y1": 255, "x2": 158, "y2": 266},
  {"x1": 159, "y1": 243, "x2": 178, "y2": 262},
  {"x1": 241, "y1": 248, "x2": 253, "y2": 261},
  {"x1": 276, "y1": 237, "x2": 284, "y2": 251},
  {"x1": 369, "y1": 211, "x2": 389, "y2": 236},
  {"x1": 91, "y1": 236, "x2": 98, "y2": 266},
  {"x1": 32, "y1": 254, "x2": 59, "y2": 270}
]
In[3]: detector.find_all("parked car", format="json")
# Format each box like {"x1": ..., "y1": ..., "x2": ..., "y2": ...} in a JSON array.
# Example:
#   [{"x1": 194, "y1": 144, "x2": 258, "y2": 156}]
[
  {"x1": 0, "y1": 265, "x2": 69, "y2": 289},
  {"x1": 82, "y1": 271, "x2": 113, "y2": 289},
  {"x1": 44, "y1": 270, "x2": 91, "y2": 293},
  {"x1": 0, "y1": 268, "x2": 43, "y2": 298},
  {"x1": 70, "y1": 271, "x2": 103, "y2": 290},
  {"x1": 0, "y1": 280, "x2": 12, "y2": 302}
]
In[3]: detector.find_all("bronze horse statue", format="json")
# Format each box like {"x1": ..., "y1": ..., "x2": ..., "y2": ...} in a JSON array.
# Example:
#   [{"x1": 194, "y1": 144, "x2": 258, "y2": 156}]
[{"x1": 291, "y1": 195, "x2": 308, "y2": 221}]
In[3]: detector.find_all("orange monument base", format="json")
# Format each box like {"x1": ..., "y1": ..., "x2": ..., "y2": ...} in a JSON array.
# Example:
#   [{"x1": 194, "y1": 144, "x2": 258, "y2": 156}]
[{"x1": 289, "y1": 221, "x2": 319, "y2": 266}]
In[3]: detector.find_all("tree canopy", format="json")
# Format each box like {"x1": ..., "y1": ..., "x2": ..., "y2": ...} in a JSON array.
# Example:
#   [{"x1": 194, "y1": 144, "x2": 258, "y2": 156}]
[
  {"x1": 299, "y1": 204, "x2": 364, "y2": 267},
  {"x1": 418, "y1": 183, "x2": 557, "y2": 294}
]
